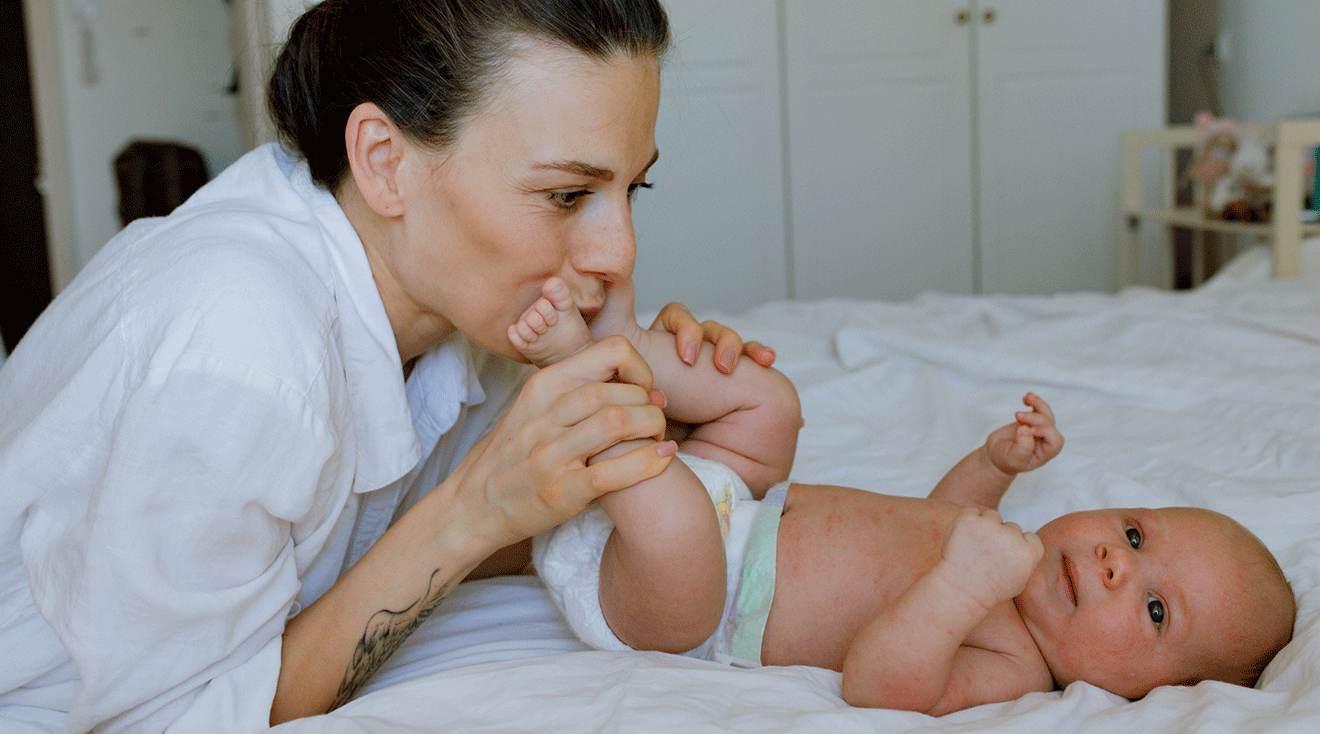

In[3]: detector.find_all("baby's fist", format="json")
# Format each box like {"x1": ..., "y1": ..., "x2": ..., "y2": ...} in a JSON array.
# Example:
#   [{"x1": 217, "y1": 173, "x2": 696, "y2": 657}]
[{"x1": 941, "y1": 508, "x2": 1044, "y2": 610}]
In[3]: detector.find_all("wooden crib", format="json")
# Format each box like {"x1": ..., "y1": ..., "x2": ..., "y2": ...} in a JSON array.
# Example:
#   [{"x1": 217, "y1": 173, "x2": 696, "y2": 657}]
[{"x1": 1120, "y1": 118, "x2": 1320, "y2": 286}]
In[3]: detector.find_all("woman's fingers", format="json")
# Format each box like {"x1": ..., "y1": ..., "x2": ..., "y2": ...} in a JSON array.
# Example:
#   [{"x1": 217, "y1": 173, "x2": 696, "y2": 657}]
[
  {"x1": 578, "y1": 440, "x2": 677, "y2": 494},
  {"x1": 521, "y1": 335, "x2": 655, "y2": 410},
  {"x1": 554, "y1": 401, "x2": 670, "y2": 459},
  {"x1": 536, "y1": 379, "x2": 659, "y2": 432},
  {"x1": 698, "y1": 319, "x2": 743, "y2": 374},
  {"x1": 524, "y1": 441, "x2": 677, "y2": 533},
  {"x1": 649, "y1": 301, "x2": 779, "y2": 372},
  {"x1": 650, "y1": 302, "x2": 703, "y2": 365},
  {"x1": 741, "y1": 340, "x2": 777, "y2": 368}
]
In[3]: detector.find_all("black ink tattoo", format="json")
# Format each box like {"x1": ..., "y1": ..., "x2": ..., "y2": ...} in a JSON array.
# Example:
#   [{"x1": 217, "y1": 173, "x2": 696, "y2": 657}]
[{"x1": 330, "y1": 569, "x2": 454, "y2": 710}]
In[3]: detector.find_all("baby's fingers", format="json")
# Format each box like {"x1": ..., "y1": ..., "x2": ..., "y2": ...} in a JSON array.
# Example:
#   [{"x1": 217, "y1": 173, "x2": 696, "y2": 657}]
[
  {"x1": 1012, "y1": 424, "x2": 1038, "y2": 453},
  {"x1": 1021, "y1": 392, "x2": 1055, "y2": 424},
  {"x1": 1017, "y1": 411, "x2": 1061, "y2": 439},
  {"x1": 1024, "y1": 530, "x2": 1044, "y2": 560}
]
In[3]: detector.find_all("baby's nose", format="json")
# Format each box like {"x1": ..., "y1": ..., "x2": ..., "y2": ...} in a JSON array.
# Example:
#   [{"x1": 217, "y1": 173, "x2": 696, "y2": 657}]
[{"x1": 1096, "y1": 543, "x2": 1131, "y2": 588}]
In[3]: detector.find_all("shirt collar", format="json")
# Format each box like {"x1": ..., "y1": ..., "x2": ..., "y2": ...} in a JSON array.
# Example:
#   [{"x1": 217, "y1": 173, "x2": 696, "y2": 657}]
[
  {"x1": 275, "y1": 145, "x2": 424, "y2": 492},
  {"x1": 406, "y1": 334, "x2": 488, "y2": 454}
]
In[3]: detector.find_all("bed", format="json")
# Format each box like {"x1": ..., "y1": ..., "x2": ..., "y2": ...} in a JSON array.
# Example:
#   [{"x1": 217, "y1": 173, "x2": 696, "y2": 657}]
[{"x1": 271, "y1": 243, "x2": 1320, "y2": 733}]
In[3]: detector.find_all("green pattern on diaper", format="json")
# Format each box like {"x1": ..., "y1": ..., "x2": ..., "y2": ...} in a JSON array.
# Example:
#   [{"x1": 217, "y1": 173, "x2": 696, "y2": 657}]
[{"x1": 729, "y1": 484, "x2": 788, "y2": 664}]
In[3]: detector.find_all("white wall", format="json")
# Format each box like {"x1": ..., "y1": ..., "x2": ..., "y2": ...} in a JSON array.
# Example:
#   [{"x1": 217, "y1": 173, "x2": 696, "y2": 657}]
[
  {"x1": 233, "y1": 0, "x2": 315, "y2": 149},
  {"x1": 29, "y1": 0, "x2": 246, "y2": 289},
  {"x1": 1220, "y1": 0, "x2": 1320, "y2": 121}
]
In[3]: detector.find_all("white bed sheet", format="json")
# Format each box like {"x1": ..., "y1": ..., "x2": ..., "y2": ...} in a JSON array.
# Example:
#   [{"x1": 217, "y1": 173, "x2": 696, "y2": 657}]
[{"x1": 273, "y1": 245, "x2": 1320, "y2": 733}]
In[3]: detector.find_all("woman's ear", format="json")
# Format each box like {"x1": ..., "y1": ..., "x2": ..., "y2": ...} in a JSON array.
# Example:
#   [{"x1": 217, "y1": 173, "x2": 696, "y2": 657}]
[{"x1": 344, "y1": 102, "x2": 408, "y2": 217}]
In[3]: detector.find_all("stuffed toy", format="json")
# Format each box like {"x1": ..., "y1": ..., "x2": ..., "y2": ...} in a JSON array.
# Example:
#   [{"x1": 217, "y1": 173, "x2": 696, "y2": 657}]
[{"x1": 1189, "y1": 112, "x2": 1275, "y2": 221}]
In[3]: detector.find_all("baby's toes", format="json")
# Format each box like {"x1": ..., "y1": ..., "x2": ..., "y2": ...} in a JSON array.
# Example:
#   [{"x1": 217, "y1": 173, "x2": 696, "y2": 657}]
[
  {"x1": 533, "y1": 299, "x2": 560, "y2": 329},
  {"x1": 507, "y1": 323, "x2": 531, "y2": 350},
  {"x1": 522, "y1": 306, "x2": 552, "y2": 334},
  {"x1": 541, "y1": 277, "x2": 575, "y2": 312}
]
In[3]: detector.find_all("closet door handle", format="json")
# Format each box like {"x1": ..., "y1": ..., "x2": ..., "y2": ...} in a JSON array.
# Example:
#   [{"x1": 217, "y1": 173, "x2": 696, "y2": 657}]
[
  {"x1": 983, "y1": 8, "x2": 997, "y2": 23},
  {"x1": 955, "y1": 9, "x2": 969, "y2": 25}
]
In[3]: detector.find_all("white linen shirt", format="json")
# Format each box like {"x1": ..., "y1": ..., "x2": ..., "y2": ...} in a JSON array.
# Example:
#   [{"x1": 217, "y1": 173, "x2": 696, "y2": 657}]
[{"x1": 0, "y1": 145, "x2": 530, "y2": 734}]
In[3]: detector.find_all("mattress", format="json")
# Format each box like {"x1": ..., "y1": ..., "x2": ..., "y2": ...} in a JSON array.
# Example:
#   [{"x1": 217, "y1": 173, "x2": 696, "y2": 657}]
[{"x1": 272, "y1": 244, "x2": 1320, "y2": 733}]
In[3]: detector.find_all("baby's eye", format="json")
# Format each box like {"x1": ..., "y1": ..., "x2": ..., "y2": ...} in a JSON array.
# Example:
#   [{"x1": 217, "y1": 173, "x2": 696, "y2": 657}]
[
  {"x1": 1147, "y1": 593, "x2": 1165, "y2": 628},
  {"x1": 1125, "y1": 525, "x2": 1142, "y2": 549}
]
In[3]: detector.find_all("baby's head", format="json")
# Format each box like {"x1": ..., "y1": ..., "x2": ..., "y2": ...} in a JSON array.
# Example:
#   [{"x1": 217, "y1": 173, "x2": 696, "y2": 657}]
[{"x1": 1015, "y1": 506, "x2": 1294, "y2": 699}]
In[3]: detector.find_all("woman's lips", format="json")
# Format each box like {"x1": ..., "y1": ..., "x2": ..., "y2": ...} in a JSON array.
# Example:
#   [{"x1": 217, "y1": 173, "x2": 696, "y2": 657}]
[{"x1": 1062, "y1": 555, "x2": 1078, "y2": 606}]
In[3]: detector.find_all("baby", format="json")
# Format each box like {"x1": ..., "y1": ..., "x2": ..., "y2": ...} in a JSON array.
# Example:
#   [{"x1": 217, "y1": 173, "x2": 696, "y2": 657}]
[{"x1": 512, "y1": 278, "x2": 1297, "y2": 715}]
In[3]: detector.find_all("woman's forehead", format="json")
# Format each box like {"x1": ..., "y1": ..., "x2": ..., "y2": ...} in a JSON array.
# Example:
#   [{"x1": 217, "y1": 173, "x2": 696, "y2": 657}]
[
  {"x1": 450, "y1": 43, "x2": 660, "y2": 174},
  {"x1": 485, "y1": 39, "x2": 659, "y2": 115}
]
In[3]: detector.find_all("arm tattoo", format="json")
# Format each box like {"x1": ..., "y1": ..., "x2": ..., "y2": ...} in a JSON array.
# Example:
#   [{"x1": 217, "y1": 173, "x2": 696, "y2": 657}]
[{"x1": 330, "y1": 569, "x2": 454, "y2": 709}]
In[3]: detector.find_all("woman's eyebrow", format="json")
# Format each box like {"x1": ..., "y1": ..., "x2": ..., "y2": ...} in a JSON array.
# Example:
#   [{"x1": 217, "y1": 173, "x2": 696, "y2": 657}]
[
  {"x1": 533, "y1": 150, "x2": 660, "y2": 181},
  {"x1": 535, "y1": 160, "x2": 615, "y2": 180}
]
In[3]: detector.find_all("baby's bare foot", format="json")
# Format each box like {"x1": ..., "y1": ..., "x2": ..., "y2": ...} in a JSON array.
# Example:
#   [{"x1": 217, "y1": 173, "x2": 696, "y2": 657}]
[
  {"x1": 508, "y1": 277, "x2": 592, "y2": 366},
  {"x1": 588, "y1": 278, "x2": 646, "y2": 345}
]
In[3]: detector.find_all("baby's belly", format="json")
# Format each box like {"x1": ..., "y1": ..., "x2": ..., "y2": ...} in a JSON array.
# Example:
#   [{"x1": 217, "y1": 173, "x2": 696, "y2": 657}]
[{"x1": 759, "y1": 484, "x2": 963, "y2": 670}]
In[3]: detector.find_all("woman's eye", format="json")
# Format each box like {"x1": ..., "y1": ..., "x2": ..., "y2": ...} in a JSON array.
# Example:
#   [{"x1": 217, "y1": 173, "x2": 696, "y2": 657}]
[
  {"x1": 549, "y1": 190, "x2": 591, "y2": 209},
  {"x1": 1125, "y1": 525, "x2": 1142, "y2": 548},
  {"x1": 628, "y1": 181, "x2": 654, "y2": 200},
  {"x1": 1147, "y1": 593, "x2": 1165, "y2": 628}
]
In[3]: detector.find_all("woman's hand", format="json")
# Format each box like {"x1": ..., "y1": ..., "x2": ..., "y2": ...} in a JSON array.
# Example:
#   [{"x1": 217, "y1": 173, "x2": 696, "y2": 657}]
[
  {"x1": 444, "y1": 335, "x2": 678, "y2": 549},
  {"x1": 649, "y1": 301, "x2": 776, "y2": 375}
]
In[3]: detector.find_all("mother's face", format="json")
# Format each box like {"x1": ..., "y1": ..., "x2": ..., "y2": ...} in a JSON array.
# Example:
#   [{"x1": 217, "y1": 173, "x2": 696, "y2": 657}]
[{"x1": 395, "y1": 40, "x2": 661, "y2": 361}]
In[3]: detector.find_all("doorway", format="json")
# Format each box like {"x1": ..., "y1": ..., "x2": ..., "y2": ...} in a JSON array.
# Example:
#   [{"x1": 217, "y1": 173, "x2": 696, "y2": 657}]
[{"x1": 0, "y1": 1, "x2": 52, "y2": 352}]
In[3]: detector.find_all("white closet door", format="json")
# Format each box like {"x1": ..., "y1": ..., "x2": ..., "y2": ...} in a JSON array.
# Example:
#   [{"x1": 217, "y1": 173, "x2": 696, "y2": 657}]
[
  {"x1": 786, "y1": 0, "x2": 975, "y2": 301},
  {"x1": 632, "y1": 0, "x2": 787, "y2": 315},
  {"x1": 976, "y1": 0, "x2": 1165, "y2": 294}
]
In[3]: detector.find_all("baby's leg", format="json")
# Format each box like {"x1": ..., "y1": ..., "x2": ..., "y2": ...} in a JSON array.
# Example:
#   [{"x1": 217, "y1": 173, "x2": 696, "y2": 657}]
[
  {"x1": 587, "y1": 278, "x2": 648, "y2": 345},
  {"x1": 508, "y1": 278, "x2": 593, "y2": 366},
  {"x1": 631, "y1": 333, "x2": 802, "y2": 497},
  {"x1": 593, "y1": 442, "x2": 728, "y2": 654}
]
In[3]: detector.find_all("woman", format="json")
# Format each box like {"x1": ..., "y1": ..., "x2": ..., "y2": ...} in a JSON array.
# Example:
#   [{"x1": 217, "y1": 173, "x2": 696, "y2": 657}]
[{"x1": 0, "y1": 1, "x2": 772, "y2": 731}]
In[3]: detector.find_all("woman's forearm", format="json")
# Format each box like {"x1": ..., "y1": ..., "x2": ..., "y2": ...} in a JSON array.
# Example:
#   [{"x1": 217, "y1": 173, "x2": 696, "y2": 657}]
[{"x1": 271, "y1": 478, "x2": 495, "y2": 724}]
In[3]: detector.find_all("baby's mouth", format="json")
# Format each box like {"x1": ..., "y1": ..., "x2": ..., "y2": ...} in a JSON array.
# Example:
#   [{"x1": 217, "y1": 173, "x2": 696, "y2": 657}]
[{"x1": 1062, "y1": 555, "x2": 1078, "y2": 607}]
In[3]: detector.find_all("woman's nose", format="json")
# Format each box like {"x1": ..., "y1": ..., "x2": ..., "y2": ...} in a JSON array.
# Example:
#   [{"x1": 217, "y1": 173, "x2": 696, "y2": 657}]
[
  {"x1": 577, "y1": 199, "x2": 637, "y2": 282},
  {"x1": 1096, "y1": 543, "x2": 1132, "y2": 589}
]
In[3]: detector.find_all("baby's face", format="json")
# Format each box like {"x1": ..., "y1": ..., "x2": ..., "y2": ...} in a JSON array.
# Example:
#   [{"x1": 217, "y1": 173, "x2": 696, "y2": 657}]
[{"x1": 1014, "y1": 507, "x2": 1272, "y2": 698}]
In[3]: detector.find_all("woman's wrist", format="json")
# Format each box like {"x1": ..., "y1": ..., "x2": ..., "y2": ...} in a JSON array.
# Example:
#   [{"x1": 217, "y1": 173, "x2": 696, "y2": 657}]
[{"x1": 405, "y1": 470, "x2": 514, "y2": 574}]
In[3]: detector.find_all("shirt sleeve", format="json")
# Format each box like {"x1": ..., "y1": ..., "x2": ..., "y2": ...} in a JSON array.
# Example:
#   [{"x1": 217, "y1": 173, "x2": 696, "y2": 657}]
[{"x1": 26, "y1": 347, "x2": 341, "y2": 734}]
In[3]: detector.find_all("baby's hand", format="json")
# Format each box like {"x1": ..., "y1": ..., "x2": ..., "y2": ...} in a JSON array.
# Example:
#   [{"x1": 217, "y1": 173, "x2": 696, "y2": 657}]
[
  {"x1": 941, "y1": 508, "x2": 1043, "y2": 611},
  {"x1": 984, "y1": 392, "x2": 1063, "y2": 476}
]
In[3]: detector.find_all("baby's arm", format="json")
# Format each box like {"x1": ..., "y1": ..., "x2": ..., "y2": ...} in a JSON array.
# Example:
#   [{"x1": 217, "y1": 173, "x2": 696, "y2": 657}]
[
  {"x1": 928, "y1": 393, "x2": 1062, "y2": 510},
  {"x1": 841, "y1": 509, "x2": 1050, "y2": 713}
]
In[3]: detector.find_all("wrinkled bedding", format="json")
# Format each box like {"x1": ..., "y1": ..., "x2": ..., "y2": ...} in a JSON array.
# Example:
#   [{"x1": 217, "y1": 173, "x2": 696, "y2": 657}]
[{"x1": 274, "y1": 245, "x2": 1320, "y2": 733}]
